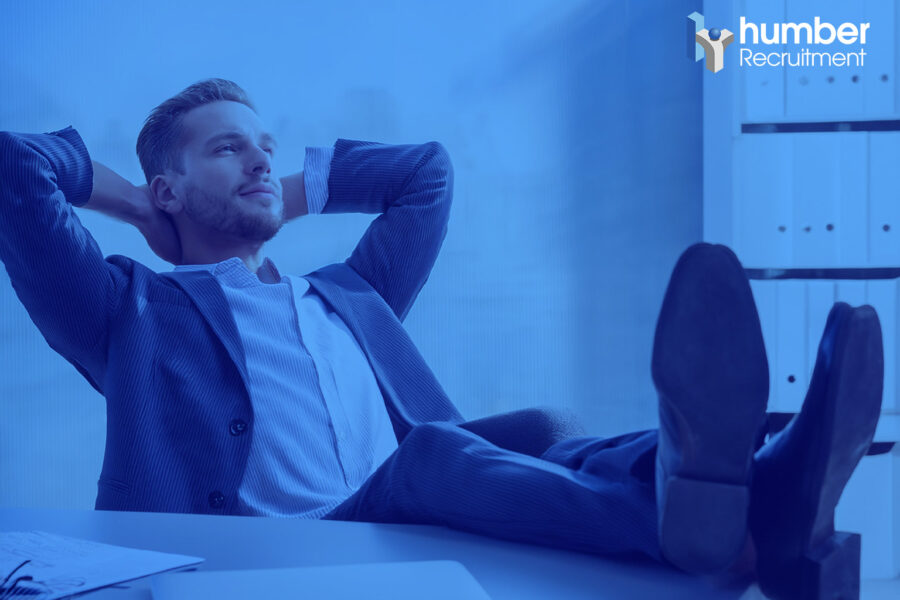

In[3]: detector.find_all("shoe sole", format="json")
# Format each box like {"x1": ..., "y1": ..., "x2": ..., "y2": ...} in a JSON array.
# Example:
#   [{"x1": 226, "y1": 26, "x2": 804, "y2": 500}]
[{"x1": 653, "y1": 244, "x2": 769, "y2": 573}]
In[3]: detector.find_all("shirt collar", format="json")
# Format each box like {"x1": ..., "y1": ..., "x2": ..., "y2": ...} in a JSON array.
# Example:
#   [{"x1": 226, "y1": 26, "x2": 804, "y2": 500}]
[{"x1": 173, "y1": 256, "x2": 283, "y2": 286}]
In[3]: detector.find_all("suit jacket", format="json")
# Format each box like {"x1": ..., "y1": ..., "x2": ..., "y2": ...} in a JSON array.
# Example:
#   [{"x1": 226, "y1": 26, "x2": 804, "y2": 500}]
[{"x1": 0, "y1": 127, "x2": 580, "y2": 515}]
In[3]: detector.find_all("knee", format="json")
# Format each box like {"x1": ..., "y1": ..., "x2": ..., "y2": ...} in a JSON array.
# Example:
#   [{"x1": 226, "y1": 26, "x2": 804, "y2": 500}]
[
  {"x1": 531, "y1": 406, "x2": 586, "y2": 439},
  {"x1": 401, "y1": 421, "x2": 460, "y2": 451}
]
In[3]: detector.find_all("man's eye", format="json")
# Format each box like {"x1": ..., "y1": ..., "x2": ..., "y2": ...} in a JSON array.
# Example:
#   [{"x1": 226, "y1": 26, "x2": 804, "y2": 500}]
[
  {"x1": 217, "y1": 144, "x2": 237, "y2": 153},
  {"x1": 263, "y1": 147, "x2": 274, "y2": 155}
]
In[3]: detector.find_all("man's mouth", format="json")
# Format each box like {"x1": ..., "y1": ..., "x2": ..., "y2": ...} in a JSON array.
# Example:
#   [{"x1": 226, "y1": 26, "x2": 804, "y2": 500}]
[
  {"x1": 239, "y1": 184, "x2": 278, "y2": 204},
  {"x1": 240, "y1": 190, "x2": 276, "y2": 200},
  {"x1": 239, "y1": 184, "x2": 277, "y2": 197}
]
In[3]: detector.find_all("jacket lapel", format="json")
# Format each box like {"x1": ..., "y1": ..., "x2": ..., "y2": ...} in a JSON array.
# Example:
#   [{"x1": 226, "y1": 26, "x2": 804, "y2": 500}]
[
  {"x1": 159, "y1": 270, "x2": 251, "y2": 397},
  {"x1": 305, "y1": 263, "x2": 463, "y2": 442}
]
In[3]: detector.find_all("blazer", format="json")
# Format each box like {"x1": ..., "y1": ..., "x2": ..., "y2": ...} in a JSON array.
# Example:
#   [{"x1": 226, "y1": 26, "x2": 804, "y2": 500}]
[{"x1": 0, "y1": 127, "x2": 578, "y2": 515}]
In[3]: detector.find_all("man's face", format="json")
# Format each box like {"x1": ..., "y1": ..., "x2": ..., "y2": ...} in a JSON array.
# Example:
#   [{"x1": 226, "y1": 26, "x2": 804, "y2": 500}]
[{"x1": 171, "y1": 100, "x2": 284, "y2": 243}]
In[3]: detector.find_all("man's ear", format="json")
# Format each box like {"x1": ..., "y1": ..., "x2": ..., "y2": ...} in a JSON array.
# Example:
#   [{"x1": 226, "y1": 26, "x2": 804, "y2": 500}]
[{"x1": 149, "y1": 173, "x2": 184, "y2": 215}]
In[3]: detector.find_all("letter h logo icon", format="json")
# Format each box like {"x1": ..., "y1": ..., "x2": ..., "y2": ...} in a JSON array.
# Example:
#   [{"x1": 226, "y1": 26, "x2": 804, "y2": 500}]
[{"x1": 687, "y1": 12, "x2": 734, "y2": 73}]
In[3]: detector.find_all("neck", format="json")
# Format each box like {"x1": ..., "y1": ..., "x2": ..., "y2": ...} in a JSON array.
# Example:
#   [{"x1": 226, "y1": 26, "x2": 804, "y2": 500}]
[{"x1": 179, "y1": 232, "x2": 266, "y2": 273}]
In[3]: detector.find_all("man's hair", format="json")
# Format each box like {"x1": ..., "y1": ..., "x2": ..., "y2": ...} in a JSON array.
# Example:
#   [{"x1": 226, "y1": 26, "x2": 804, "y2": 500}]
[{"x1": 136, "y1": 78, "x2": 255, "y2": 184}]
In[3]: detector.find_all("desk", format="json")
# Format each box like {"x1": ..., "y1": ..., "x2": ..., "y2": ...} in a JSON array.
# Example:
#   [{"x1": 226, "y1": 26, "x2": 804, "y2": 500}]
[{"x1": 1, "y1": 508, "x2": 748, "y2": 599}]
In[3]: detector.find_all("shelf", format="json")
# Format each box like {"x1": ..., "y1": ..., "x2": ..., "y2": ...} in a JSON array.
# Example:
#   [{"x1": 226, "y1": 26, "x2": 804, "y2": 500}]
[
  {"x1": 746, "y1": 267, "x2": 900, "y2": 280},
  {"x1": 743, "y1": 119, "x2": 900, "y2": 133}
]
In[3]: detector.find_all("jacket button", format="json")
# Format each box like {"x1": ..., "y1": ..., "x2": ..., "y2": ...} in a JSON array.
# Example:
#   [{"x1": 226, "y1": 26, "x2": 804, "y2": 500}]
[
  {"x1": 229, "y1": 419, "x2": 248, "y2": 436},
  {"x1": 208, "y1": 491, "x2": 225, "y2": 509}
]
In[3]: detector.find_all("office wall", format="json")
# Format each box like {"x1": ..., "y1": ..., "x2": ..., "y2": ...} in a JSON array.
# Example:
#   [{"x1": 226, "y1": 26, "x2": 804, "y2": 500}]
[{"x1": 0, "y1": 0, "x2": 702, "y2": 508}]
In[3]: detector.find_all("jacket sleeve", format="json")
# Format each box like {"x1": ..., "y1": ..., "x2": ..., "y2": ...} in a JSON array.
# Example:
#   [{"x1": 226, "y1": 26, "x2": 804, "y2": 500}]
[
  {"x1": 0, "y1": 127, "x2": 122, "y2": 389},
  {"x1": 322, "y1": 139, "x2": 453, "y2": 322}
]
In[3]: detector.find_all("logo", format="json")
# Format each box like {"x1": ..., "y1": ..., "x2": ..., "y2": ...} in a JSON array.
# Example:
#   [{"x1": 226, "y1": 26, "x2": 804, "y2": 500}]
[
  {"x1": 688, "y1": 12, "x2": 734, "y2": 73},
  {"x1": 687, "y1": 12, "x2": 870, "y2": 71},
  {"x1": 738, "y1": 17, "x2": 868, "y2": 68}
]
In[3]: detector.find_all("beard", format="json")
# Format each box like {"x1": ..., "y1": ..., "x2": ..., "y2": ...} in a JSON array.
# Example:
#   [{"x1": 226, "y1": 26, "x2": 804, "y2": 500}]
[{"x1": 182, "y1": 183, "x2": 284, "y2": 243}]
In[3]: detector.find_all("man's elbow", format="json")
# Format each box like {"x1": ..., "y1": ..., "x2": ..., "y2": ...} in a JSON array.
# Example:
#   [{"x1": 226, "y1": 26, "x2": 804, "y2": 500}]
[
  {"x1": 423, "y1": 141, "x2": 454, "y2": 210},
  {"x1": 0, "y1": 131, "x2": 40, "y2": 196},
  {"x1": 427, "y1": 141, "x2": 453, "y2": 183}
]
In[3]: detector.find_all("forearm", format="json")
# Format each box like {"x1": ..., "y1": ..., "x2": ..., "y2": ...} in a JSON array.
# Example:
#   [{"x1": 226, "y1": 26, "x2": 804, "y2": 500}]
[
  {"x1": 280, "y1": 171, "x2": 308, "y2": 221},
  {"x1": 85, "y1": 161, "x2": 146, "y2": 225},
  {"x1": 323, "y1": 140, "x2": 452, "y2": 215}
]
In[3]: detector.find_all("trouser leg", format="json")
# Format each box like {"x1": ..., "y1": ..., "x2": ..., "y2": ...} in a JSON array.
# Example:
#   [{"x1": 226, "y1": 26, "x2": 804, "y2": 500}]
[{"x1": 325, "y1": 422, "x2": 661, "y2": 561}]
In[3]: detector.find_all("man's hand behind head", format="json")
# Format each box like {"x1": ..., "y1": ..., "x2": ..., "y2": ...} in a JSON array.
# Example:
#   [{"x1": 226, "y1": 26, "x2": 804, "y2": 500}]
[
  {"x1": 134, "y1": 184, "x2": 183, "y2": 265},
  {"x1": 85, "y1": 161, "x2": 183, "y2": 265}
]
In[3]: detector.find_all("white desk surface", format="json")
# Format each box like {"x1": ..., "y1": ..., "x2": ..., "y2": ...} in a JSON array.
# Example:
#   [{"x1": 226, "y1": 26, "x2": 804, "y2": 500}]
[{"x1": 0, "y1": 507, "x2": 750, "y2": 599}]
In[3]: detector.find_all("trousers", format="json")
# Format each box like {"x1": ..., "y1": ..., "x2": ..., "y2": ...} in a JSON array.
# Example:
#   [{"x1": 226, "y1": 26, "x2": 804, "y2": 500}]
[{"x1": 325, "y1": 422, "x2": 662, "y2": 562}]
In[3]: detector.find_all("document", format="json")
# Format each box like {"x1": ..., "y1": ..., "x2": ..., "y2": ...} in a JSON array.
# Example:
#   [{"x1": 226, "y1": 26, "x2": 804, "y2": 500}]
[{"x1": 0, "y1": 530, "x2": 204, "y2": 598}]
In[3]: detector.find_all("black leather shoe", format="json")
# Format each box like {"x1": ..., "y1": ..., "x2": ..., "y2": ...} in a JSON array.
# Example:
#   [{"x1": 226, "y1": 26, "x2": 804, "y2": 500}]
[
  {"x1": 750, "y1": 302, "x2": 883, "y2": 600},
  {"x1": 652, "y1": 243, "x2": 769, "y2": 574}
]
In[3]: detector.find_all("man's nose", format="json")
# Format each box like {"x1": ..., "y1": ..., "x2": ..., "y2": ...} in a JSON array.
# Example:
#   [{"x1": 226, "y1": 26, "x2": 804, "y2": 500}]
[{"x1": 247, "y1": 146, "x2": 272, "y2": 175}]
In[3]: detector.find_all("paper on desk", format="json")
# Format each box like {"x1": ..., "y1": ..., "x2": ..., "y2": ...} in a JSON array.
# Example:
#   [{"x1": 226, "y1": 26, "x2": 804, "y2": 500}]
[{"x1": 0, "y1": 531, "x2": 204, "y2": 599}]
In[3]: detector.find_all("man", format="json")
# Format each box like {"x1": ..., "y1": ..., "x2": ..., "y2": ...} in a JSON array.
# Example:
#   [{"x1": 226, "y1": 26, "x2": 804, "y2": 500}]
[{"x1": 0, "y1": 79, "x2": 884, "y2": 599}]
